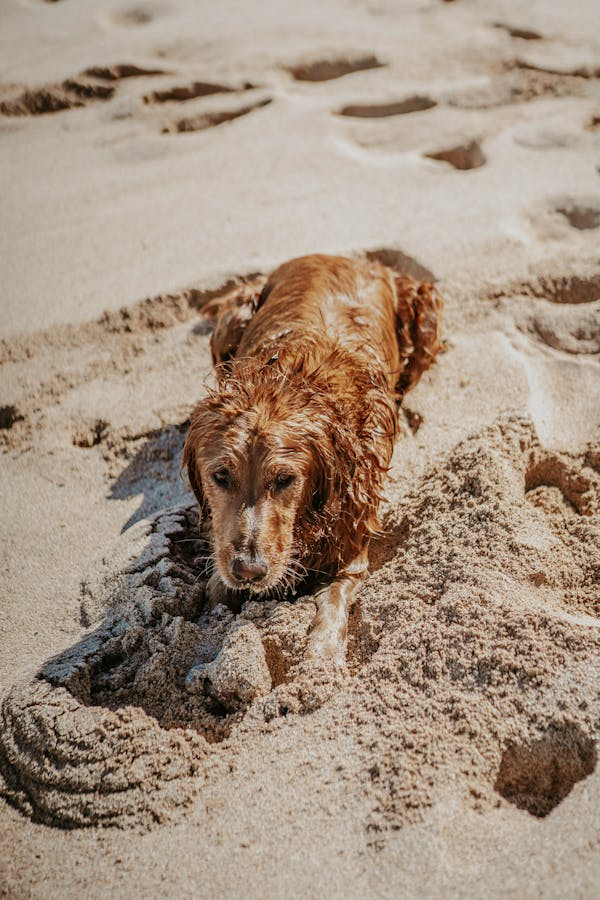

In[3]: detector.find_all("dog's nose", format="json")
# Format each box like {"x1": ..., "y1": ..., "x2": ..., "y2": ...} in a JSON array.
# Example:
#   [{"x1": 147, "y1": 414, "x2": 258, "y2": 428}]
[{"x1": 231, "y1": 556, "x2": 268, "y2": 583}]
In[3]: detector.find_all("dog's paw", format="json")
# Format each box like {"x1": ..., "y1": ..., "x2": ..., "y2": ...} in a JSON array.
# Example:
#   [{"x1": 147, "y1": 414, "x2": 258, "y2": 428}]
[{"x1": 305, "y1": 642, "x2": 348, "y2": 671}]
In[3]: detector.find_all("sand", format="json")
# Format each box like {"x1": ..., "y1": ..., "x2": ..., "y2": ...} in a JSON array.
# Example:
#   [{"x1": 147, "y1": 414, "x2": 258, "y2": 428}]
[{"x1": 1, "y1": 0, "x2": 599, "y2": 897}]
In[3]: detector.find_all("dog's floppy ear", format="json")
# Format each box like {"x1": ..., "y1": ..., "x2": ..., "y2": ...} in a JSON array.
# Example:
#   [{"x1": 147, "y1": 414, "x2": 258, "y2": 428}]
[
  {"x1": 182, "y1": 423, "x2": 207, "y2": 514},
  {"x1": 301, "y1": 392, "x2": 393, "y2": 570},
  {"x1": 305, "y1": 448, "x2": 331, "y2": 519},
  {"x1": 302, "y1": 418, "x2": 363, "y2": 556},
  {"x1": 207, "y1": 276, "x2": 268, "y2": 368},
  {"x1": 394, "y1": 275, "x2": 443, "y2": 396}
]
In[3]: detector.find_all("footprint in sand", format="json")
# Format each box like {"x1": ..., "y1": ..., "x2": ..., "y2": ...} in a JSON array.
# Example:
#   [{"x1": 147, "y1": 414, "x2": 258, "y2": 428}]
[
  {"x1": 82, "y1": 63, "x2": 169, "y2": 81},
  {"x1": 492, "y1": 22, "x2": 543, "y2": 41},
  {"x1": 161, "y1": 97, "x2": 272, "y2": 134},
  {"x1": 0, "y1": 65, "x2": 167, "y2": 117},
  {"x1": 143, "y1": 79, "x2": 256, "y2": 105},
  {"x1": 511, "y1": 273, "x2": 600, "y2": 355},
  {"x1": 285, "y1": 55, "x2": 385, "y2": 82},
  {"x1": 520, "y1": 444, "x2": 600, "y2": 618},
  {"x1": 494, "y1": 274, "x2": 600, "y2": 450},
  {"x1": 0, "y1": 77, "x2": 115, "y2": 116},
  {"x1": 556, "y1": 200, "x2": 600, "y2": 230},
  {"x1": 332, "y1": 99, "x2": 441, "y2": 160},
  {"x1": 447, "y1": 60, "x2": 588, "y2": 110},
  {"x1": 533, "y1": 304, "x2": 600, "y2": 355},
  {"x1": 525, "y1": 450, "x2": 600, "y2": 517},
  {"x1": 513, "y1": 273, "x2": 600, "y2": 305},
  {"x1": 524, "y1": 198, "x2": 600, "y2": 244},
  {"x1": 424, "y1": 139, "x2": 486, "y2": 170},
  {"x1": 337, "y1": 95, "x2": 436, "y2": 118}
]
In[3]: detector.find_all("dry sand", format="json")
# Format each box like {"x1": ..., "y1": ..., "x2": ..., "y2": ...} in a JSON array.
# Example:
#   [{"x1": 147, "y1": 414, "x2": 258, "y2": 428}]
[{"x1": 1, "y1": 0, "x2": 600, "y2": 897}]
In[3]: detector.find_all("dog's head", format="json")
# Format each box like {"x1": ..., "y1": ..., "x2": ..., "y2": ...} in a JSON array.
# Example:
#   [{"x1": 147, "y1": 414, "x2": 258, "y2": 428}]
[
  {"x1": 183, "y1": 366, "x2": 319, "y2": 594},
  {"x1": 183, "y1": 353, "x2": 395, "y2": 596},
  {"x1": 183, "y1": 353, "x2": 387, "y2": 595}
]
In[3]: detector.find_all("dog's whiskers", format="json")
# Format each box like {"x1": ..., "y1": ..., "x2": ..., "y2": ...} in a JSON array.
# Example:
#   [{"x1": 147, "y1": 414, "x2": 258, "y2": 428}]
[
  {"x1": 172, "y1": 538, "x2": 208, "y2": 544},
  {"x1": 190, "y1": 555, "x2": 214, "y2": 586},
  {"x1": 293, "y1": 562, "x2": 331, "y2": 580}
]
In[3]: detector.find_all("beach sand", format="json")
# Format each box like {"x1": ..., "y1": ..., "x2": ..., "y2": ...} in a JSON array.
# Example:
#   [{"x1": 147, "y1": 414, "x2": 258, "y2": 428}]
[{"x1": 1, "y1": 0, "x2": 599, "y2": 896}]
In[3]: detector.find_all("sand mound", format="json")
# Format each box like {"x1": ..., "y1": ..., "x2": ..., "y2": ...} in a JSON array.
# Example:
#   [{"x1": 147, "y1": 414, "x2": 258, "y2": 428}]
[
  {"x1": 1, "y1": 417, "x2": 598, "y2": 832},
  {"x1": 356, "y1": 416, "x2": 599, "y2": 835}
]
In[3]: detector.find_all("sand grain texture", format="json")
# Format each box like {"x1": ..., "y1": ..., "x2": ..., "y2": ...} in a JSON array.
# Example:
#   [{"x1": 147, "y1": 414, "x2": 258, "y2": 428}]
[{"x1": 1, "y1": 0, "x2": 600, "y2": 897}]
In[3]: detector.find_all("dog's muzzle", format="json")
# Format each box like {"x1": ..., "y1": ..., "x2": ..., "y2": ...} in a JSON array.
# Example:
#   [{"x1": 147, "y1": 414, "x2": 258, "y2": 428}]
[{"x1": 230, "y1": 555, "x2": 268, "y2": 585}]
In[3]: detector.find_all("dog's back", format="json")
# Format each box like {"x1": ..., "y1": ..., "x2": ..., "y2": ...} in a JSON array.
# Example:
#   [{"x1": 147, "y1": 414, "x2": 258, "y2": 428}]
[
  {"x1": 206, "y1": 254, "x2": 442, "y2": 400},
  {"x1": 236, "y1": 254, "x2": 402, "y2": 390}
]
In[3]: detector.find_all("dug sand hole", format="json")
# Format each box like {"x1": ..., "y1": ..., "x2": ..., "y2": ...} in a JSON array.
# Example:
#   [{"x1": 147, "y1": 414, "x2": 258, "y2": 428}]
[{"x1": 494, "y1": 726, "x2": 597, "y2": 817}]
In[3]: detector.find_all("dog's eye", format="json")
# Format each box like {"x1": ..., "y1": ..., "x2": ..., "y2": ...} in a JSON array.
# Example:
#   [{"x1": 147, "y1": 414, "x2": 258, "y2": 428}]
[
  {"x1": 212, "y1": 469, "x2": 231, "y2": 489},
  {"x1": 274, "y1": 472, "x2": 295, "y2": 490}
]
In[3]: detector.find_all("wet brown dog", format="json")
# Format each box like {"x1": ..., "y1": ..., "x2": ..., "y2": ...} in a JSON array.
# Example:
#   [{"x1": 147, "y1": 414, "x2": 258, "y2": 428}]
[{"x1": 183, "y1": 254, "x2": 442, "y2": 666}]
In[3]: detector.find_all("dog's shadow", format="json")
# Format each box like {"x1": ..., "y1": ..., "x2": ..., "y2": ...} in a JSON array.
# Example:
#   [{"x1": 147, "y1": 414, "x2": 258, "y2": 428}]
[{"x1": 107, "y1": 420, "x2": 194, "y2": 530}]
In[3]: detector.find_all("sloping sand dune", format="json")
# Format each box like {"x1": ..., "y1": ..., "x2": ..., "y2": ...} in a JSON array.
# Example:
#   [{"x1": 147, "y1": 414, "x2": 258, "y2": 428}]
[{"x1": 1, "y1": 0, "x2": 599, "y2": 897}]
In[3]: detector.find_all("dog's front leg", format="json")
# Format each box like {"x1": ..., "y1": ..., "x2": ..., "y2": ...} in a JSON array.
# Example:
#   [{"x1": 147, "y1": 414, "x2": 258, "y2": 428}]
[{"x1": 306, "y1": 552, "x2": 368, "y2": 668}]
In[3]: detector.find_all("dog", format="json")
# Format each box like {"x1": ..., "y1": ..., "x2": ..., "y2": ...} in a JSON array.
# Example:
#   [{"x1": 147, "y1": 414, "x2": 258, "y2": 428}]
[{"x1": 183, "y1": 254, "x2": 442, "y2": 667}]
